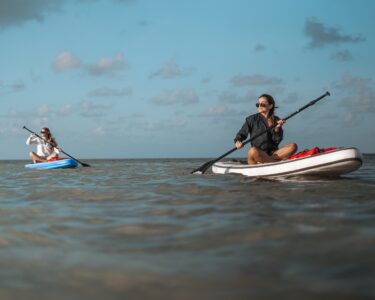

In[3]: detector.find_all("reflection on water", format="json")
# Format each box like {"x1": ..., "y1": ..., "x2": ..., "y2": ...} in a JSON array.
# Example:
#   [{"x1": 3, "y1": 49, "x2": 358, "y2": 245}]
[{"x1": 0, "y1": 156, "x2": 374, "y2": 299}]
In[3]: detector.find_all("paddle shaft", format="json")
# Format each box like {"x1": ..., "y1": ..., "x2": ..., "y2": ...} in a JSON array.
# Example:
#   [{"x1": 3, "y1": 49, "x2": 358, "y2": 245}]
[
  {"x1": 191, "y1": 91, "x2": 330, "y2": 174},
  {"x1": 23, "y1": 126, "x2": 91, "y2": 167}
]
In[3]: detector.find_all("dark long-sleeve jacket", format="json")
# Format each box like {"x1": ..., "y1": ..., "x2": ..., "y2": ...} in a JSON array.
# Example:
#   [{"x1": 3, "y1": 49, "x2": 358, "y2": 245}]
[{"x1": 234, "y1": 113, "x2": 283, "y2": 155}]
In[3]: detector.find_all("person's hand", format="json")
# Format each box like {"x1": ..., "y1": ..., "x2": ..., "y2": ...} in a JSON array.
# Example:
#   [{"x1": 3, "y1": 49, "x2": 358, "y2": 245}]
[
  {"x1": 275, "y1": 119, "x2": 285, "y2": 132},
  {"x1": 31, "y1": 132, "x2": 36, "y2": 136},
  {"x1": 235, "y1": 140, "x2": 243, "y2": 149}
]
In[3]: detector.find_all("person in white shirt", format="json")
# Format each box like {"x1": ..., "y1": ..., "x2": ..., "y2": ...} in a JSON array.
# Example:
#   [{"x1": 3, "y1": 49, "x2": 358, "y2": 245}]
[{"x1": 26, "y1": 127, "x2": 60, "y2": 163}]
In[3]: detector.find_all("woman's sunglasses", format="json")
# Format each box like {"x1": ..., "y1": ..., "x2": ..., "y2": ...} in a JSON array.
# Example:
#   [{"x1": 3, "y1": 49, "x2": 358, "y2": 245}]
[
  {"x1": 256, "y1": 103, "x2": 268, "y2": 108},
  {"x1": 40, "y1": 131, "x2": 48, "y2": 134}
]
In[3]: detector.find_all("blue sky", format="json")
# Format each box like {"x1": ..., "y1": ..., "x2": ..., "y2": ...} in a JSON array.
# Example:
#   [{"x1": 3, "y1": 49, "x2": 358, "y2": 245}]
[{"x1": 1, "y1": 0, "x2": 374, "y2": 159}]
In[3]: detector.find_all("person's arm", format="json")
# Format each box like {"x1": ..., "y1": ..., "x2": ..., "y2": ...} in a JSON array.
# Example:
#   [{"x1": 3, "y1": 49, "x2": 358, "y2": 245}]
[
  {"x1": 234, "y1": 117, "x2": 252, "y2": 149},
  {"x1": 271, "y1": 119, "x2": 284, "y2": 144},
  {"x1": 26, "y1": 134, "x2": 38, "y2": 145}
]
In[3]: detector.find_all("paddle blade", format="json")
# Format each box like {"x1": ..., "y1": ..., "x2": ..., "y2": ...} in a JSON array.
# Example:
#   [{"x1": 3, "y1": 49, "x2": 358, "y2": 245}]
[
  {"x1": 191, "y1": 170, "x2": 203, "y2": 175},
  {"x1": 191, "y1": 160, "x2": 214, "y2": 175},
  {"x1": 80, "y1": 162, "x2": 91, "y2": 167}
]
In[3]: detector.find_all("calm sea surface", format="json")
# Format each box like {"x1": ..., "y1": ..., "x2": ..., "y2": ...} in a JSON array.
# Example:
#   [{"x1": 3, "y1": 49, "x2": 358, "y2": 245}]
[{"x1": 0, "y1": 155, "x2": 374, "y2": 300}]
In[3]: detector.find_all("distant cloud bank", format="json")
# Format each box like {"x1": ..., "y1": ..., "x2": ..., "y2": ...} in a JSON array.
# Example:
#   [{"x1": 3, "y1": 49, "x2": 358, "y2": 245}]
[
  {"x1": 152, "y1": 89, "x2": 199, "y2": 105},
  {"x1": 52, "y1": 52, "x2": 127, "y2": 76},
  {"x1": 330, "y1": 50, "x2": 353, "y2": 62},
  {"x1": 231, "y1": 74, "x2": 283, "y2": 87},
  {"x1": 304, "y1": 17, "x2": 365, "y2": 48},
  {"x1": 89, "y1": 87, "x2": 132, "y2": 97},
  {"x1": 87, "y1": 53, "x2": 127, "y2": 76},
  {"x1": 334, "y1": 74, "x2": 375, "y2": 123},
  {"x1": 0, "y1": 0, "x2": 135, "y2": 30},
  {"x1": 149, "y1": 60, "x2": 194, "y2": 80},
  {"x1": 0, "y1": 80, "x2": 26, "y2": 95},
  {"x1": 52, "y1": 51, "x2": 81, "y2": 72},
  {"x1": 253, "y1": 44, "x2": 265, "y2": 52},
  {"x1": 0, "y1": 0, "x2": 61, "y2": 29}
]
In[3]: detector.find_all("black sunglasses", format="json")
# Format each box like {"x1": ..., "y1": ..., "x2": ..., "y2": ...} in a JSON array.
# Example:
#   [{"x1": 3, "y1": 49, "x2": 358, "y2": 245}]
[{"x1": 256, "y1": 103, "x2": 268, "y2": 108}]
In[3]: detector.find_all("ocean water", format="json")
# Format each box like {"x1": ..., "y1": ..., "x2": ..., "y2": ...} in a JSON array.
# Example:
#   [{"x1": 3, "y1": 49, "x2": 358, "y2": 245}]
[{"x1": 0, "y1": 155, "x2": 374, "y2": 300}]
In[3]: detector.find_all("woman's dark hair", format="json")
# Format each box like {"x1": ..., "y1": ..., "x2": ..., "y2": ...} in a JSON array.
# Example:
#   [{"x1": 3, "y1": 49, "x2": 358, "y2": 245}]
[
  {"x1": 41, "y1": 127, "x2": 58, "y2": 148},
  {"x1": 258, "y1": 94, "x2": 278, "y2": 125},
  {"x1": 258, "y1": 94, "x2": 276, "y2": 115}
]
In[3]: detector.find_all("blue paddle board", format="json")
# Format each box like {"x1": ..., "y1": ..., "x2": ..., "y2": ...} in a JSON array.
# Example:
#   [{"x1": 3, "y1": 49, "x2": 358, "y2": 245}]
[{"x1": 25, "y1": 158, "x2": 78, "y2": 169}]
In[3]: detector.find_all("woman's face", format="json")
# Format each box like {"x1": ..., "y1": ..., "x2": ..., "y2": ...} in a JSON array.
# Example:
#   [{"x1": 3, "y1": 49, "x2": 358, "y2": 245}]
[
  {"x1": 40, "y1": 129, "x2": 49, "y2": 137},
  {"x1": 256, "y1": 96, "x2": 273, "y2": 113}
]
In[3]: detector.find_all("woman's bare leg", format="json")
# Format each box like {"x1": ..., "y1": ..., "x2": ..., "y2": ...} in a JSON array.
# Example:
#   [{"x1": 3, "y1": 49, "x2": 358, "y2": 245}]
[
  {"x1": 272, "y1": 143, "x2": 298, "y2": 160},
  {"x1": 247, "y1": 147, "x2": 277, "y2": 165},
  {"x1": 47, "y1": 153, "x2": 58, "y2": 160},
  {"x1": 29, "y1": 152, "x2": 48, "y2": 163}
]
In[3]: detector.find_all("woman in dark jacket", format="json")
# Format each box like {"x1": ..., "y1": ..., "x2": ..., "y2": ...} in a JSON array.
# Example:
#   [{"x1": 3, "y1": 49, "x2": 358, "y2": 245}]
[{"x1": 234, "y1": 94, "x2": 297, "y2": 165}]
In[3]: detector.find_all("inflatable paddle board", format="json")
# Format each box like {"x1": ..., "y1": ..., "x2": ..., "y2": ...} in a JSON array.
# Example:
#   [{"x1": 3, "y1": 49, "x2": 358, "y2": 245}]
[
  {"x1": 212, "y1": 147, "x2": 362, "y2": 178},
  {"x1": 25, "y1": 158, "x2": 78, "y2": 169}
]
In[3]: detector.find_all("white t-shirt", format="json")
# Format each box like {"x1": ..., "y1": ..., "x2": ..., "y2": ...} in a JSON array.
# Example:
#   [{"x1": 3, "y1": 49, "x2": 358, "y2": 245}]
[{"x1": 26, "y1": 135, "x2": 59, "y2": 158}]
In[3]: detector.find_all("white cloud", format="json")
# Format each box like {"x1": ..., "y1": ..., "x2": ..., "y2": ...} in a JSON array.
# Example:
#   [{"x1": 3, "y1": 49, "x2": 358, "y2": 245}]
[
  {"x1": 120, "y1": 114, "x2": 188, "y2": 132},
  {"x1": 80, "y1": 100, "x2": 113, "y2": 118},
  {"x1": 282, "y1": 92, "x2": 299, "y2": 104},
  {"x1": 231, "y1": 74, "x2": 283, "y2": 87},
  {"x1": 89, "y1": 87, "x2": 132, "y2": 97},
  {"x1": 146, "y1": 117, "x2": 188, "y2": 131},
  {"x1": 330, "y1": 50, "x2": 353, "y2": 62},
  {"x1": 57, "y1": 104, "x2": 74, "y2": 116},
  {"x1": 11, "y1": 80, "x2": 26, "y2": 92},
  {"x1": 199, "y1": 105, "x2": 246, "y2": 118},
  {"x1": 92, "y1": 126, "x2": 105, "y2": 136},
  {"x1": 149, "y1": 60, "x2": 194, "y2": 79},
  {"x1": 344, "y1": 112, "x2": 354, "y2": 124},
  {"x1": 0, "y1": 80, "x2": 26, "y2": 95},
  {"x1": 333, "y1": 74, "x2": 375, "y2": 122},
  {"x1": 199, "y1": 105, "x2": 246, "y2": 119},
  {"x1": 87, "y1": 53, "x2": 126, "y2": 76},
  {"x1": 36, "y1": 104, "x2": 49, "y2": 117},
  {"x1": 51, "y1": 52, "x2": 127, "y2": 76},
  {"x1": 200, "y1": 105, "x2": 230, "y2": 117},
  {"x1": 201, "y1": 76, "x2": 211, "y2": 84},
  {"x1": 218, "y1": 90, "x2": 257, "y2": 104},
  {"x1": 152, "y1": 89, "x2": 199, "y2": 105},
  {"x1": 52, "y1": 51, "x2": 81, "y2": 72}
]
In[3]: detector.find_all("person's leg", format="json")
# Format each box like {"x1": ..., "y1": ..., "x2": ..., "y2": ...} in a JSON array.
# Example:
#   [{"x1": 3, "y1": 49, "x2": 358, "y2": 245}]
[
  {"x1": 247, "y1": 147, "x2": 277, "y2": 165},
  {"x1": 29, "y1": 152, "x2": 48, "y2": 163},
  {"x1": 272, "y1": 143, "x2": 298, "y2": 160},
  {"x1": 47, "y1": 153, "x2": 58, "y2": 160}
]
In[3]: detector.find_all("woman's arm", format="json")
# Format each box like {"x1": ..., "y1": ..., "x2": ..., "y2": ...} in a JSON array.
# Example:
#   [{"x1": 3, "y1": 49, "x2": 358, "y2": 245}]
[
  {"x1": 26, "y1": 134, "x2": 39, "y2": 145},
  {"x1": 271, "y1": 119, "x2": 284, "y2": 144},
  {"x1": 234, "y1": 116, "x2": 253, "y2": 143}
]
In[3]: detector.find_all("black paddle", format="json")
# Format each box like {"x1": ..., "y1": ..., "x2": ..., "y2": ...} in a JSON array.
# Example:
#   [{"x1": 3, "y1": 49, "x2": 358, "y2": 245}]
[
  {"x1": 191, "y1": 91, "x2": 331, "y2": 174},
  {"x1": 23, "y1": 126, "x2": 91, "y2": 167}
]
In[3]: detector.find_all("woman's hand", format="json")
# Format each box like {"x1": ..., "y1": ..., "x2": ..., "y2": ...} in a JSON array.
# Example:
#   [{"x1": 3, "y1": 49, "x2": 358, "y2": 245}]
[
  {"x1": 235, "y1": 140, "x2": 243, "y2": 149},
  {"x1": 54, "y1": 147, "x2": 62, "y2": 154},
  {"x1": 274, "y1": 119, "x2": 285, "y2": 132}
]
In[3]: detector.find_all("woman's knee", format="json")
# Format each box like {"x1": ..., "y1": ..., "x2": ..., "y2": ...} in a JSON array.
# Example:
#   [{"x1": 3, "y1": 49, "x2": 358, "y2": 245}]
[
  {"x1": 248, "y1": 147, "x2": 260, "y2": 156},
  {"x1": 47, "y1": 153, "x2": 58, "y2": 160}
]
